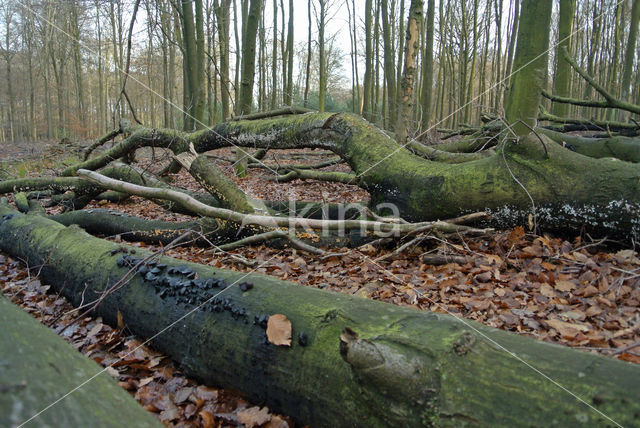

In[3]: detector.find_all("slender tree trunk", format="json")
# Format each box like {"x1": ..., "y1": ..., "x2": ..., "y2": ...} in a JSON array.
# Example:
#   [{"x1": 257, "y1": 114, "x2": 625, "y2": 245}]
[
  {"x1": 607, "y1": 2, "x2": 622, "y2": 120},
  {"x1": 551, "y1": 0, "x2": 576, "y2": 117},
  {"x1": 236, "y1": 0, "x2": 262, "y2": 176},
  {"x1": 303, "y1": 1, "x2": 312, "y2": 107},
  {"x1": 70, "y1": 2, "x2": 86, "y2": 135},
  {"x1": 233, "y1": 0, "x2": 242, "y2": 114},
  {"x1": 317, "y1": 0, "x2": 327, "y2": 112},
  {"x1": 622, "y1": 0, "x2": 640, "y2": 103},
  {"x1": 285, "y1": 0, "x2": 294, "y2": 105},
  {"x1": 270, "y1": 0, "x2": 278, "y2": 109},
  {"x1": 381, "y1": 0, "x2": 397, "y2": 128},
  {"x1": 362, "y1": 0, "x2": 373, "y2": 121},
  {"x1": 503, "y1": 0, "x2": 520, "y2": 106},
  {"x1": 215, "y1": 0, "x2": 231, "y2": 121},
  {"x1": 396, "y1": 0, "x2": 424, "y2": 143},
  {"x1": 505, "y1": 0, "x2": 552, "y2": 136},
  {"x1": 420, "y1": 0, "x2": 435, "y2": 131}
]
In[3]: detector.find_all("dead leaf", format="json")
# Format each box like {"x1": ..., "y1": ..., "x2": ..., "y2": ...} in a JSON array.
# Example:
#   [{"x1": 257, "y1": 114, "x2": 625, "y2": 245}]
[
  {"x1": 582, "y1": 285, "x2": 600, "y2": 298},
  {"x1": 554, "y1": 280, "x2": 575, "y2": 292},
  {"x1": 546, "y1": 318, "x2": 589, "y2": 333},
  {"x1": 540, "y1": 284, "x2": 556, "y2": 298},
  {"x1": 199, "y1": 409, "x2": 216, "y2": 427},
  {"x1": 237, "y1": 406, "x2": 271, "y2": 428},
  {"x1": 265, "y1": 415, "x2": 290, "y2": 428},
  {"x1": 105, "y1": 366, "x2": 119, "y2": 378},
  {"x1": 116, "y1": 310, "x2": 125, "y2": 330},
  {"x1": 87, "y1": 322, "x2": 103, "y2": 338},
  {"x1": 266, "y1": 314, "x2": 292, "y2": 346}
]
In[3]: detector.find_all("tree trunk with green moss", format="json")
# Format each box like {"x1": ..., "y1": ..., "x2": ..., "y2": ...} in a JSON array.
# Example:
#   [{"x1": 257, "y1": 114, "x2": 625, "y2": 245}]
[
  {"x1": 2, "y1": 204, "x2": 640, "y2": 427},
  {"x1": 505, "y1": 0, "x2": 552, "y2": 135},
  {"x1": 0, "y1": 293, "x2": 161, "y2": 428},
  {"x1": 551, "y1": 0, "x2": 575, "y2": 118},
  {"x1": 0, "y1": 207, "x2": 640, "y2": 426}
]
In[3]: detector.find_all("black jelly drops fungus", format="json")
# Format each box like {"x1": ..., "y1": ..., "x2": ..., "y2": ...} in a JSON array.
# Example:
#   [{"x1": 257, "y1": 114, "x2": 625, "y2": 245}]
[
  {"x1": 254, "y1": 314, "x2": 269, "y2": 329},
  {"x1": 298, "y1": 332, "x2": 309, "y2": 346},
  {"x1": 239, "y1": 282, "x2": 254, "y2": 292}
]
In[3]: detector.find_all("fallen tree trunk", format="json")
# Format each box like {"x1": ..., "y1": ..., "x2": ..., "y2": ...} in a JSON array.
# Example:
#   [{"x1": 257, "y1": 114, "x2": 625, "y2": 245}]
[
  {"x1": 2, "y1": 205, "x2": 640, "y2": 427},
  {"x1": 61, "y1": 113, "x2": 640, "y2": 240},
  {"x1": 0, "y1": 293, "x2": 161, "y2": 427}
]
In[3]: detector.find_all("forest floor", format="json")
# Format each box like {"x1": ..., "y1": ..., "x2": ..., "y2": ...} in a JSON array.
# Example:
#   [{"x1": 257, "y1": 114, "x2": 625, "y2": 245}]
[{"x1": 1, "y1": 140, "x2": 640, "y2": 427}]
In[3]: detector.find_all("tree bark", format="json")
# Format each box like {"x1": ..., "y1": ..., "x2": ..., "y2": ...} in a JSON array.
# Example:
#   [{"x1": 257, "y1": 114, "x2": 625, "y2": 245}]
[
  {"x1": 395, "y1": 0, "x2": 424, "y2": 143},
  {"x1": 419, "y1": 0, "x2": 435, "y2": 131},
  {"x1": 0, "y1": 293, "x2": 161, "y2": 428},
  {"x1": 2, "y1": 205, "x2": 640, "y2": 427},
  {"x1": 505, "y1": 0, "x2": 552, "y2": 136},
  {"x1": 238, "y1": 0, "x2": 262, "y2": 115},
  {"x1": 551, "y1": 0, "x2": 575, "y2": 118}
]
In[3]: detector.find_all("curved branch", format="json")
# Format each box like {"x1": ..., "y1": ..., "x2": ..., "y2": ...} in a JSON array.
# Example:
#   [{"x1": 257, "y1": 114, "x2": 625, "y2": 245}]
[
  {"x1": 561, "y1": 46, "x2": 640, "y2": 115},
  {"x1": 273, "y1": 169, "x2": 358, "y2": 184},
  {"x1": 76, "y1": 169, "x2": 488, "y2": 235}
]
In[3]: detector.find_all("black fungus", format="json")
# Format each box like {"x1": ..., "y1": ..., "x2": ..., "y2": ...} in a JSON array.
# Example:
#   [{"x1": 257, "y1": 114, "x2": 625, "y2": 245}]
[
  {"x1": 137, "y1": 265, "x2": 149, "y2": 275},
  {"x1": 1, "y1": 213, "x2": 15, "y2": 225},
  {"x1": 298, "y1": 332, "x2": 308, "y2": 346},
  {"x1": 231, "y1": 307, "x2": 246, "y2": 319},
  {"x1": 116, "y1": 256, "x2": 126, "y2": 267},
  {"x1": 254, "y1": 315, "x2": 269, "y2": 329},
  {"x1": 144, "y1": 272, "x2": 157, "y2": 282},
  {"x1": 238, "y1": 282, "x2": 253, "y2": 292},
  {"x1": 158, "y1": 289, "x2": 167, "y2": 299}
]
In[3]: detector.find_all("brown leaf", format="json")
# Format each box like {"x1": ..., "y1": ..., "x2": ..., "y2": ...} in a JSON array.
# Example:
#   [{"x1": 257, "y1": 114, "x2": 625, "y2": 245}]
[
  {"x1": 265, "y1": 415, "x2": 290, "y2": 428},
  {"x1": 199, "y1": 410, "x2": 216, "y2": 428},
  {"x1": 87, "y1": 322, "x2": 103, "y2": 338},
  {"x1": 116, "y1": 310, "x2": 125, "y2": 330},
  {"x1": 540, "y1": 283, "x2": 556, "y2": 298},
  {"x1": 582, "y1": 285, "x2": 600, "y2": 298},
  {"x1": 585, "y1": 306, "x2": 603, "y2": 317},
  {"x1": 554, "y1": 280, "x2": 575, "y2": 292},
  {"x1": 546, "y1": 318, "x2": 589, "y2": 333},
  {"x1": 237, "y1": 406, "x2": 271, "y2": 428},
  {"x1": 266, "y1": 314, "x2": 292, "y2": 346}
]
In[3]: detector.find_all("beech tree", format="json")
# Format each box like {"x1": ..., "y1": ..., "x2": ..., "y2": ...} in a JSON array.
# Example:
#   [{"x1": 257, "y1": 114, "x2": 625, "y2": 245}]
[{"x1": 5, "y1": 1, "x2": 640, "y2": 425}]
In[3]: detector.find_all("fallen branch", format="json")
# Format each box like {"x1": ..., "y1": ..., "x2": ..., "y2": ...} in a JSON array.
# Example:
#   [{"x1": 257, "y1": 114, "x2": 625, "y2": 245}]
[
  {"x1": 561, "y1": 46, "x2": 640, "y2": 116},
  {"x1": 77, "y1": 169, "x2": 488, "y2": 235},
  {"x1": 273, "y1": 169, "x2": 358, "y2": 184},
  {"x1": 83, "y1": 127, "x2": 123, "y2": 160},
  {"x1": 229, "y1": 106, "x2": 313, "y2": 121}
]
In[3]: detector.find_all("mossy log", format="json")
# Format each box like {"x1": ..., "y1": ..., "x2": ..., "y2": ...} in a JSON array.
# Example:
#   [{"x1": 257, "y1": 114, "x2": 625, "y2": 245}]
[
  {"x1": 174, "y1": 151, "x2": 254, "y2": 213},
  {"x1": 49, "y1": 208, "x2": 372, "y2": 248},
  {"x1": 0, "y1": 293, "x2": 161, "y2": 428},
  {"x1": 538, "y1": 128, "x2": 640, "y2": 162},
  {"x1": 2, "y1": 205, "x2": 640, "y2": 427},
  {"x1": 62, "y1": 112, "x2": 640, "y2": 238}
]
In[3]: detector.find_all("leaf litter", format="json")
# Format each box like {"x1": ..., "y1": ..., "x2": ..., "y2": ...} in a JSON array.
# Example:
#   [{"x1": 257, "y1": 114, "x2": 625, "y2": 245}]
[{"x1": 2, "y1": 148, "x2": 640, "y2": 426}]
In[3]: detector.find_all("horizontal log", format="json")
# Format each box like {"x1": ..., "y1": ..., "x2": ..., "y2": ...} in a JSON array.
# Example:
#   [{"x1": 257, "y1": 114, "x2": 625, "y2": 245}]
[
  {"x1": 1, "y1": 204, "x2": 639, "y2": 427},
  {"x1": 0, "y1": 293, "x2": 160, "y2": 427}
]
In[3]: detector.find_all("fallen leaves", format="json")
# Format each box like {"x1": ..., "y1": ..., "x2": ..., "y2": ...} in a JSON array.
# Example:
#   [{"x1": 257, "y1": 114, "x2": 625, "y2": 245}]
[
  {"x1": 0, "y1": 253, "x2": 291, "y2": 428},
  {"x1": 237, "y1": 406, "x2": 271, "y2": 428},
  {"x1": 266, "y1": 314, "x2": 292, "y2": 347}
]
